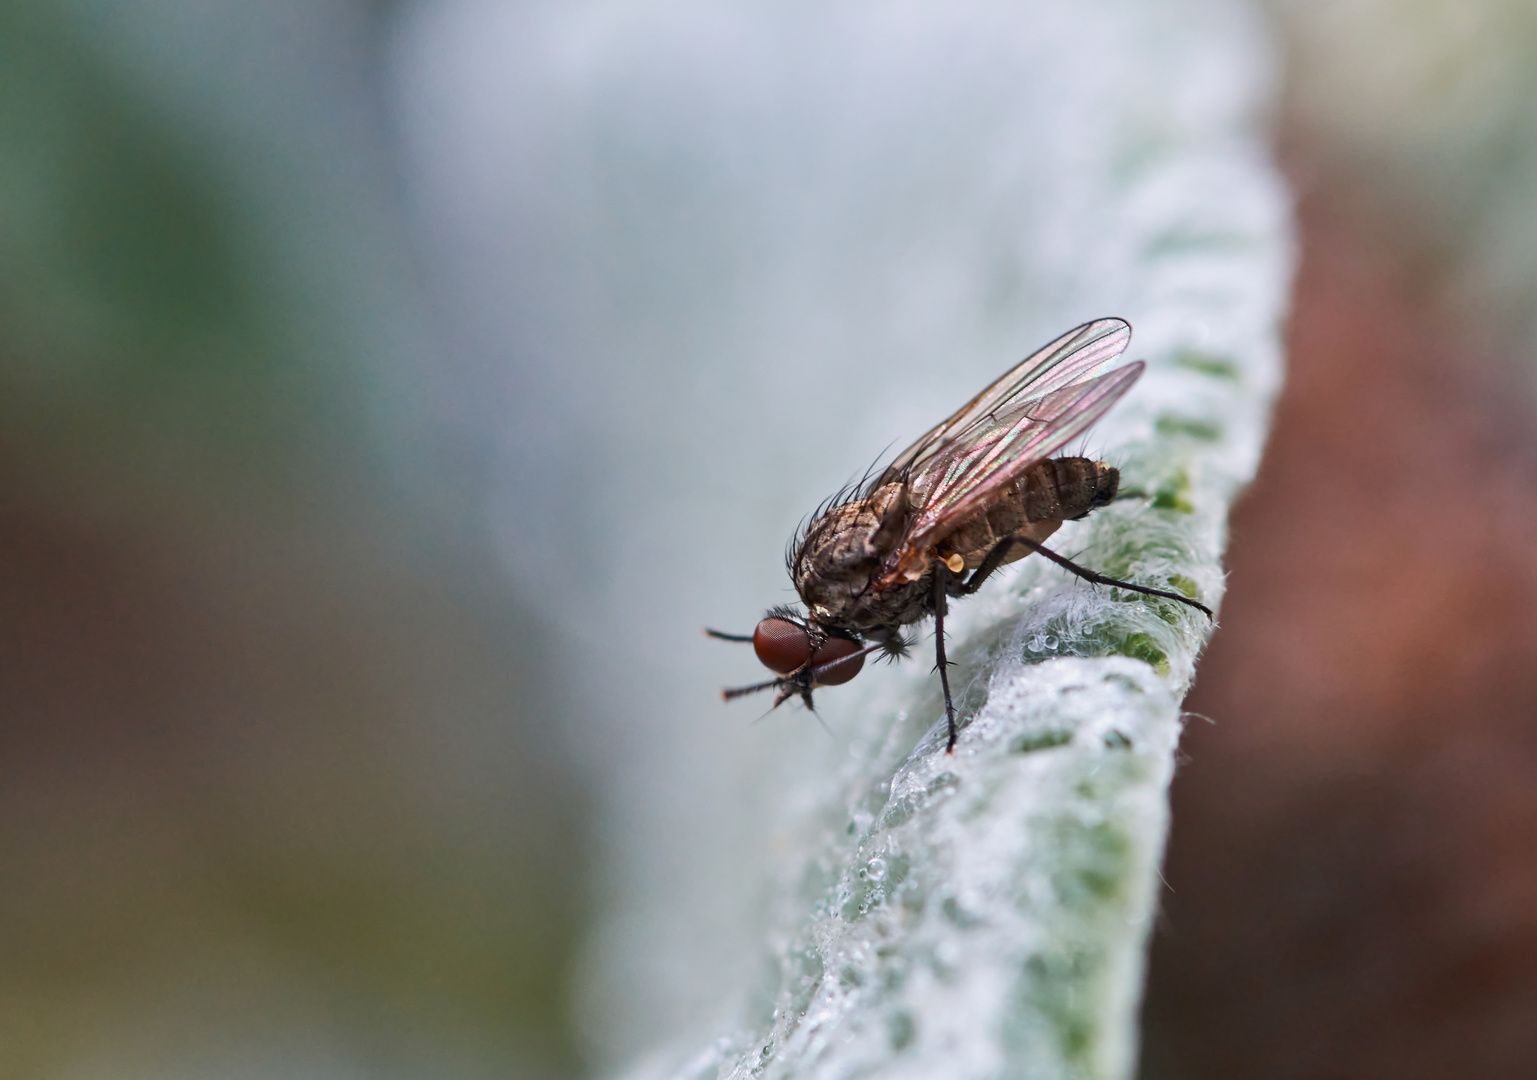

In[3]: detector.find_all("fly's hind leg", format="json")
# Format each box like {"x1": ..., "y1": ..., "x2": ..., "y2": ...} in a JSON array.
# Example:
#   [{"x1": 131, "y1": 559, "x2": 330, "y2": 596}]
[
  {"x1": 971, "y1": 537, "x2": 1211, "y2": 620},
  {"x1": 961, "y1": 536, "x2": 1213, "y2": 617}
]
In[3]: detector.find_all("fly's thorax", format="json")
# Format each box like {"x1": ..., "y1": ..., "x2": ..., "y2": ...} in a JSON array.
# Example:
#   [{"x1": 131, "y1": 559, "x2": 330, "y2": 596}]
[{"x1": 792, "y1": 482, "x2": 913, "y2": 627}]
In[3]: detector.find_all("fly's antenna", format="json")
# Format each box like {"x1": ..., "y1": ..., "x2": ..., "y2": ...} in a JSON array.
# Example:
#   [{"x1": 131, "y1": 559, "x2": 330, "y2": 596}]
[
  {"x1": 707, "y1": 604, "x2": 804, "y2": 644},
  {"x1": 720, "y1": 639, "x2": 884, "y2": 703},
  {"x1": 722, "y1": 675, "x2": 786, "y2": 701}
]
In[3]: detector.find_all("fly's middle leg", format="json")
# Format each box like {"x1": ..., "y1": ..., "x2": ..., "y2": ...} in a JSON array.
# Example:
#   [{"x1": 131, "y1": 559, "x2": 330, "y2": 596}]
[
  {"x1": 957, "y1": 535, "x2": 1024, "y2": 596},
  {"x1": 931, "y1": 559, "x2": 960, "y2": 753}
]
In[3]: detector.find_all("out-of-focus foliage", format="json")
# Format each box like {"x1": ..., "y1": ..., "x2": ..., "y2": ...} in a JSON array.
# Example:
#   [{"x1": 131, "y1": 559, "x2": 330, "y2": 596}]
[
  {"x1": 1276, "y1": 0, "x2": 1537, "y2": 388},
  {"x1": 0, "y1": 4, "x2": 589, "y2": 1079},
  {"x1": 0, "y1": 3, "x2": 353, "y2": 514}
]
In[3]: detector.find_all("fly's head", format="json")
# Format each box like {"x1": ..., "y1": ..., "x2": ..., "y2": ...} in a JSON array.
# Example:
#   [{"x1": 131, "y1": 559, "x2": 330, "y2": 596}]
[
  {"x1": 711, "y1": 604, "x2": 915, "y2": 712},
  {"x1": 790, "y1": 482, "x2": 909, "y2": 625},
  {"x1": 749, "y1": 607, "x2": 866, "y2": 689},
  {"x1": 709, "y1": 606, "x2": 868, "y2": 711}
]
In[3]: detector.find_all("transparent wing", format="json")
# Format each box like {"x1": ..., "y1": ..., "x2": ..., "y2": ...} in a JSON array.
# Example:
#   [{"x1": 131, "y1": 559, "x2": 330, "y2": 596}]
[
  {"x1": 900, "y1": 360, "x2": 1144, "y2": 554},
  {"x1": 871, "y1": 317, "x2": 1131, "y2": 491}
]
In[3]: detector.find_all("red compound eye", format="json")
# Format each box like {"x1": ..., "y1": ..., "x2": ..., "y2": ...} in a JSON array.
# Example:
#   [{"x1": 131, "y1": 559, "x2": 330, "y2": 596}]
[
  {"x1": 810, "y1": 636, "x2": 865, "y2": 685},
  {"x1": 753, "y1": 617, "x2": 812, "y2": 674}
]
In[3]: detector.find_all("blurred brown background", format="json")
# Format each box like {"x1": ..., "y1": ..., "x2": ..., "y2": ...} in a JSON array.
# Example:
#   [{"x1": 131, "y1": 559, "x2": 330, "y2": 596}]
[{"x1": 1143, "y1": 4, "x2": 1537, "y2": 1076}]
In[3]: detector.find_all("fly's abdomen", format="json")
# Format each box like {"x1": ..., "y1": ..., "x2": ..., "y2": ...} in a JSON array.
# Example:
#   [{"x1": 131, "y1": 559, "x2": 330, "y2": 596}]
[
  {"x1": 935, "y1": 456, "x2": 1119, "y2": 571},
  {"x1": 1043, "y1": 456, "x2": 1119, "y2": 521}
]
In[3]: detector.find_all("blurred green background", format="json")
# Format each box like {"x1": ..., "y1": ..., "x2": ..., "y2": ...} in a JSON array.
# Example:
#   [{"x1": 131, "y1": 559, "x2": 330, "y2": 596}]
[{"x1": 0, "y1": 3, "x2": 588, "y2": 1078}]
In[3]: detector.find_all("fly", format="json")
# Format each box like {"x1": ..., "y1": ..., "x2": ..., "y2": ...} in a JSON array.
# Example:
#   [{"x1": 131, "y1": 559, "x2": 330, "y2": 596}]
[{"x1": 709, "y1": 318, "x2": 1212, "y2": 752}]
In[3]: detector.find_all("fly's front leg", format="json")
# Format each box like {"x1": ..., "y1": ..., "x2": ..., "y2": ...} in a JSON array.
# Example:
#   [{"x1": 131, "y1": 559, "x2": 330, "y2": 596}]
[{"x1": 932, "y1": 559, "x2": 959, "y2": 752}]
